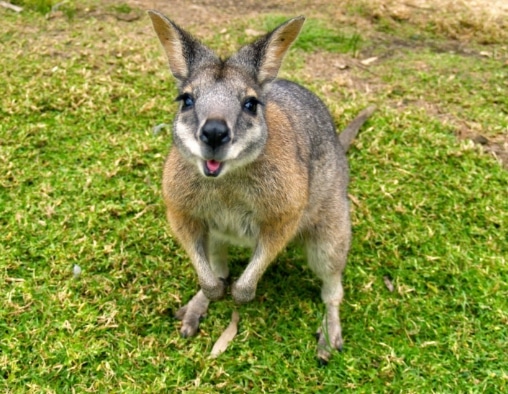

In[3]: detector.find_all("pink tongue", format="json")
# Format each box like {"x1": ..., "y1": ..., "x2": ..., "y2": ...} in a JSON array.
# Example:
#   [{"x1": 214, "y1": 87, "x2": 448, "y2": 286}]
[{"x1": 206, "y1": 160, "x2": 221, "y2": 172}]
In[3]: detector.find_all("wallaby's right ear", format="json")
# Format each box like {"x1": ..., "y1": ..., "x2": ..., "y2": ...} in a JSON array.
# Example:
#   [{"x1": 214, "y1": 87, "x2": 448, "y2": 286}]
[
  {"x1": 228, "y1": 16, "x2": 305, "y2": 86},
  {"x1": 148, "y1": 10, "x2": 218, "y2": 82}
]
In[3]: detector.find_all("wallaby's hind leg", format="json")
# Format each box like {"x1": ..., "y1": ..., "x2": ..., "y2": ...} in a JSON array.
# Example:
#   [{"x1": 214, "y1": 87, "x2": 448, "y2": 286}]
[
  {"x1": 315, "y1": 273, "x2": 345, "y2": 363},
  {"x1": 305, "y1": 218, "x2": 350, "y2": 363},
  {"x1": 174, "y1": 289, "x2": 209, "y2": 337},
  {"x1": 175, "y1": 238, "x2": 229, "y2": 337}
]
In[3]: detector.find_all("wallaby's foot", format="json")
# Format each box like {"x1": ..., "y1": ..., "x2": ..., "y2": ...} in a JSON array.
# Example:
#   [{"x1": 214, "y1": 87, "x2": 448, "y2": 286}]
[
  {"x1": 306, "y1": 233, "x2": 348, "y2": 365},
  {"x1": 316, "y1": 312, "x2": 343, "y2": 365},
  {"x1": 174, "y1": 290, "x2": 210, "y2": 338},
  {"x1": 200, "y1": 277, "x2": 227, "y2": 301},
  {"x1": 231, "y1": 280, "x2": 256, "y2": 304}
]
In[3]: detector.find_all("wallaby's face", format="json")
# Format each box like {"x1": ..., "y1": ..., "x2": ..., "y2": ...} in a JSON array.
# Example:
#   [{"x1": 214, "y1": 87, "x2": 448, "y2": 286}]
[
  {"x1": 173, "y1": 65, "x2": 267, "y2": 178},
  {"x1": 148, "y1": 11, "x2": 304, "y2": 178}
]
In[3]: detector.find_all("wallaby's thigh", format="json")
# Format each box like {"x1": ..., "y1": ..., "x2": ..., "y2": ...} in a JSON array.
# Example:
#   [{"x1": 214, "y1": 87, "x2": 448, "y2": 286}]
[{"x1": 305, "y1": 189, "x2": 350, "y2": 289}]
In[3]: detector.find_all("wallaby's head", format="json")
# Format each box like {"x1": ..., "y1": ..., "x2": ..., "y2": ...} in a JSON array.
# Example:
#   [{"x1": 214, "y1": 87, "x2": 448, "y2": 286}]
[{"x1": 148, "y1": 11, "x2": 305, "y2": 178}]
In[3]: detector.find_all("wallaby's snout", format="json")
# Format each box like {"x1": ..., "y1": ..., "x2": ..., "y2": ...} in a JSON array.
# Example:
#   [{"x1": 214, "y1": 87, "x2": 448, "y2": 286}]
[{"x1": 200, "y1": 119, "x2": 231, "y2": 150}]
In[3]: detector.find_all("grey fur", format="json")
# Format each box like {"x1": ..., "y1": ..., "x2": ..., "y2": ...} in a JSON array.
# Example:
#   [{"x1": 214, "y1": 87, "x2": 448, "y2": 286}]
[{"x1": 148, "y1": 10, "x2": 374, "y2": 363}]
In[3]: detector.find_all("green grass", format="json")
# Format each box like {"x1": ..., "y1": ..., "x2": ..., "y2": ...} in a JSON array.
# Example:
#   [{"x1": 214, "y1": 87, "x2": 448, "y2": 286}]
[
  {"x1": 208, "y1": 15, "x2": 361, "y2": 61},
  {"x1": 1, "y1": 2, "x2": 507, "y2": 392},
  {"x1": 263, "y1": 15, "x2": 362, "y2": 54},
  {"x1": 9, "y1": 0, "x2": 56, "y2": 13},
  {"x1": 375, "y1": 47, "x2": 508, "y2": 138}
]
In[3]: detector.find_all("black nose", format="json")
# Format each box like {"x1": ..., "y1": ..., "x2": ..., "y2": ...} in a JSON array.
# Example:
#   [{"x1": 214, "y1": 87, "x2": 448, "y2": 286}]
[{"x1": 200, "y1": 119, "x2": 230, "y2": 149}]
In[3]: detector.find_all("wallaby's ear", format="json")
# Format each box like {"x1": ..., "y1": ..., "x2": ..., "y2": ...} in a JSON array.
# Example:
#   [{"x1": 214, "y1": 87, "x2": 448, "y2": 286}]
[
  {"x1": 148, "y1": 10, "x2": 218, "y2": 82},
  {"x1": 229, "y1": 16, "x2": 305, "y2": 85}
]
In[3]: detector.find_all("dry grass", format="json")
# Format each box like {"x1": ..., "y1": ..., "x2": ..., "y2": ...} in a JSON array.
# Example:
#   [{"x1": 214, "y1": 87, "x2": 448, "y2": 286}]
[{"x1": 343, "y1": 0, "x2": 508, "y2": 43}]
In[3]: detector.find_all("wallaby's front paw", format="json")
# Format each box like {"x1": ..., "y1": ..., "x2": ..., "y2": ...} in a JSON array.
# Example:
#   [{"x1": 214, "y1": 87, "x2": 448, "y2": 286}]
[
  {"x1": 200, "y1": 277, "x2": 227, "y2": 301},
  {"x1": 231, "y1": 281, "x2": 256, "y2": 304}
]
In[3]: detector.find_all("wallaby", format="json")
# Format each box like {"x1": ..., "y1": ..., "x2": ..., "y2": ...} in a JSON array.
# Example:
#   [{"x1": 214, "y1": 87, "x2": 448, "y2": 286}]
[{"x1": 148, "y1": 10, "x2": 375, "y2": 363}]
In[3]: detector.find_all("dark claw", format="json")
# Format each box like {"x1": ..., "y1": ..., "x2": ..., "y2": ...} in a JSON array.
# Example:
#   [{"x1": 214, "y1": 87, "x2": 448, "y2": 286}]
[
  {"x1": 180, "y1": 326, "x2": 199, "y2": 338},
  {"x1": 317, "y1": 357, "x2": 329, "y2": 367}
]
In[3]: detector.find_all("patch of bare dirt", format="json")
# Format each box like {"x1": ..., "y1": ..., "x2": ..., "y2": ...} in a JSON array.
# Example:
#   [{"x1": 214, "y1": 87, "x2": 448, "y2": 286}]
[
  {"x1": 299, "y1": 51, "x2": 382, "y2": 95},
  {"x1": 457, "y1": 125, "x2": 508, "y2": 169},
  {"x1": 126, "y1": 0, "x2": 317, "y2": 34}
]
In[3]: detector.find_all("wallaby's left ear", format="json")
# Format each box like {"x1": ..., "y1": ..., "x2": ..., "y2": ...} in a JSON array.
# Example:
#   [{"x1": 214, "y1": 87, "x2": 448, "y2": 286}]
[{"x1": 229, "y1": 16, "x2": 305, "y2": 85}]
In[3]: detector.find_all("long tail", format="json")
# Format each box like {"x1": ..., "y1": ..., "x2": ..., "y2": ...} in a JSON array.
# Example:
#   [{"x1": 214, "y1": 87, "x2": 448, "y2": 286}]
[{"x1": 338, "y1": 105, "x2": 376, "y2": 152}]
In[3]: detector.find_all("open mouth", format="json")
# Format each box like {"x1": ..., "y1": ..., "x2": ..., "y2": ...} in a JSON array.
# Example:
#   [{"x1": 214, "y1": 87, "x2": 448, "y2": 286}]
[{"x1": 203, "y1": 159, "x2": 223, "y2": 177}]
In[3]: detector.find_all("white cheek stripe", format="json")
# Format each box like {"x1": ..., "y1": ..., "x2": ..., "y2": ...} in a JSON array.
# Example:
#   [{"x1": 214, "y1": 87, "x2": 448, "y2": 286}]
[
  {"x1": 175, "y1": 123, "x2": 203, "y2": 158},
  {"x1": 227, "y1": 124, "x2": 264, "y2": 159}
]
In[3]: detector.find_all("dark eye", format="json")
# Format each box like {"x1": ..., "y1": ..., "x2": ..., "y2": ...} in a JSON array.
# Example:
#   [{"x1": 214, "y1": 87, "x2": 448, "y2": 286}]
[
  {"x1": 243, "y1": 97, "x2": 261, "y2": 115},
  {"x1": 176, "y1": 93, "x2": 195, "y2": 110}
]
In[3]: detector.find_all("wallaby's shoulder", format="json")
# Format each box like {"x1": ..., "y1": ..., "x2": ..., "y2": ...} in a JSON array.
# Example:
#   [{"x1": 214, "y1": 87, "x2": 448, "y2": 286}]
[
  {"x1": 267, "y1": 79, "x2": 342, "y2": 153},
  {"x1": 267, "y1": 79, "x2": 325, "y2": 107}
]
